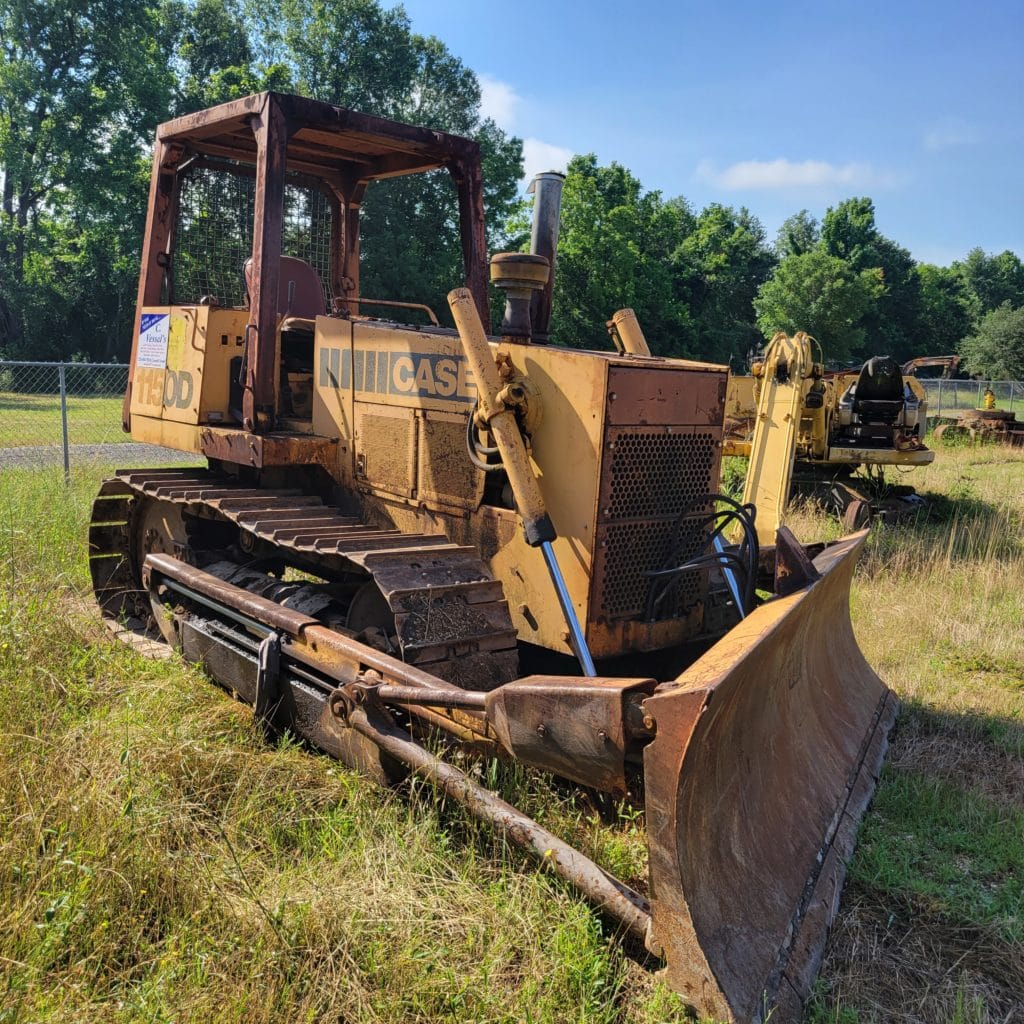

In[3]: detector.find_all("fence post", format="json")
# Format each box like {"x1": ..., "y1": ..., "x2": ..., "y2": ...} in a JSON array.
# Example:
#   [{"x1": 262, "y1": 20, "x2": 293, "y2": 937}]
[
  {"x1": 59, "y1": 362, "x2": 70, "y2": 484},
  {"x1": 937, "y1": 378, "x2": 943, "y2": 420}
]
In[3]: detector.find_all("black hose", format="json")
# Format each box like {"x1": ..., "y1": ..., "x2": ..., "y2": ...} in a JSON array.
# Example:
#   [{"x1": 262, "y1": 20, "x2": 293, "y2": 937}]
[
  {"x1": 643, "y1": 493, "x2": 759, "y2": 620},
  {"x1": 465, "y1": 409, "x2": 504, "y2": 473}
]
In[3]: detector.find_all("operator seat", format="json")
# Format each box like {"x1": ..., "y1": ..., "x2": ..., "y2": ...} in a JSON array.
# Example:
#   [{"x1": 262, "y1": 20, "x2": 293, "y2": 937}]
[
  {"x1": 242, "y1": 255, "x2": 326, "y2": 319},
  {"x1": 848, "y1": 355, "x2": 905, "y2": 425}
]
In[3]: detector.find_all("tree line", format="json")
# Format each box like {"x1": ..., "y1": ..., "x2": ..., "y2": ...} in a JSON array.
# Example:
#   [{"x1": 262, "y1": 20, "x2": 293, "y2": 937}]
[{"x1": 2, "y1": 0, "x2": 1022, "y2": 378}]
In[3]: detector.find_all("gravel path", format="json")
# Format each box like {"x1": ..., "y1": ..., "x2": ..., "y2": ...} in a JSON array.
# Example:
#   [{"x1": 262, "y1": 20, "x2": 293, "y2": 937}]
[{"x1": 0, "y1": 442, "x2": 204, "y2": 470}]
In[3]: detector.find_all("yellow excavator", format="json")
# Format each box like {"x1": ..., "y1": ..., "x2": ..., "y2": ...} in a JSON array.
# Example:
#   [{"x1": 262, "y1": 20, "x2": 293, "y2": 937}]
[
  {"x1": 88, "y1": 92, "x2": 896, "y2": 1023},
  {"x1": 726, "y1": 337, "x2": 934, "y2": 533}
]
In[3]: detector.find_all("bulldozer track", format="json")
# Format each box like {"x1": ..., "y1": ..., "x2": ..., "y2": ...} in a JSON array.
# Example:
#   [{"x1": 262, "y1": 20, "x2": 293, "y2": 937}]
[{"x1": 88, "y1": 468, "x2": 519, "y2": 689}]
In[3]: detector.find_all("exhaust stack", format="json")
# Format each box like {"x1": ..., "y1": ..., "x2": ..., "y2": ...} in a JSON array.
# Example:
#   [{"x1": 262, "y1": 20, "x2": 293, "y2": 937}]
[{"x1": 527, "y1": 171, "x2": 565, "y2": 342}]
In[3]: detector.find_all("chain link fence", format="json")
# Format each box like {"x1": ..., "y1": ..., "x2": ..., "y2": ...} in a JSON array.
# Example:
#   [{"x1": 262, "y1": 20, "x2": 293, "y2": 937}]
[
  {"x1": 3, "y1": 360, "x2": 1021, "y2": 475},
  {"x1": 0, "y1": 361, "x2": 198, "y2": 476},
  {"x1": 920, "y1": 378, "x2": 1023, "y2": 421}
]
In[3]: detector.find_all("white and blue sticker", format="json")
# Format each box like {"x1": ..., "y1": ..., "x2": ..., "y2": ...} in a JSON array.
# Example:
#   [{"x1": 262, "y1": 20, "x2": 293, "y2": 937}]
[{"x1": 137, "y1": 313, "x2": 169, "y2": 369}]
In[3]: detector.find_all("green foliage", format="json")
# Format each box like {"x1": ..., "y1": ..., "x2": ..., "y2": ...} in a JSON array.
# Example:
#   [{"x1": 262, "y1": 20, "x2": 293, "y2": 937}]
[
  {"x1": 753, "y1": 248, "x2": 884, "y2": 361},
  {"x1": 774, "y1": 209, "x2": 820, "y2": 258},
  {"x1": 676, "y1": 203, "x2": 776, "y2": 365},
  {"x1": 245, "y1": 0, "x2": 524, "y2": 326},
  {"x1": 0, "y1": 0, "x2": 521, "y2": 355},
  {"x1": 851, "y1": 768, "x2": 1024, "y2": 940},
  {"x1": 954, "y1": 247, "x2": 1024, "y2": 317},
  {"x1": 173, "y1": 0, "x2": 293, "y2": 111},
  {"x1": 960, "y1": 302, "x2": 1024, "y2": 379},
  {"x1": 0, "y1": 0, "x2": 177, "y2": 358},
  {"x1": 915, "y1": 262, "x2": 975, "y2": 356},
  {"x1": 0, "y1": 1, "x2": 1021, "y2": 368},
  {"x1": 549, "y1": 155, "x2": 696, "y2": 354},
  {"x1": 821, "y1": 196, "x2": 920, "y2": 360}
]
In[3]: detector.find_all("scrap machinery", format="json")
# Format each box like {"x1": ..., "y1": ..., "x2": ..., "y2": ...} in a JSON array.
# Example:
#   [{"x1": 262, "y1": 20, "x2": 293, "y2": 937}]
[{"x1": 89, "y1": 92, "x2": 896, "y2": 1023}]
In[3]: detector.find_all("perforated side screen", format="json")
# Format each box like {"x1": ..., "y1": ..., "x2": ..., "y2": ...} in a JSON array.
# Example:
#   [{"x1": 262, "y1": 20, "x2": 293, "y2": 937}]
[{"x1": 591, "y1": 364, "x2": 725, "y2": 627}]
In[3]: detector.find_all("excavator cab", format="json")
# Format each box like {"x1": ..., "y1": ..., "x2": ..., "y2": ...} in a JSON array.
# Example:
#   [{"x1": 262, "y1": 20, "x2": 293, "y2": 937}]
[
  {"x1": 92, "y1": 92, "x2": 896, "y2": 1023},
  {"x1": 836, "y1": 354, "x2": 910, "y2": 442}
]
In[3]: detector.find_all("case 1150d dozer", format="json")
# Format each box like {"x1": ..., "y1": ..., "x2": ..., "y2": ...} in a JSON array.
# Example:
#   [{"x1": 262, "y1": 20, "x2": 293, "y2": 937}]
[{"x1": 89, "y1": 93, "x2": 897, "y2": 1023}]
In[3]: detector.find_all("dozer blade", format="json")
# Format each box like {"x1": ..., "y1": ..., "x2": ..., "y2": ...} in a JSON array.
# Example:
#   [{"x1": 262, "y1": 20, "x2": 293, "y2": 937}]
[{"x1": 642, "y1": 529, "x2": 897, "y2": 1024}]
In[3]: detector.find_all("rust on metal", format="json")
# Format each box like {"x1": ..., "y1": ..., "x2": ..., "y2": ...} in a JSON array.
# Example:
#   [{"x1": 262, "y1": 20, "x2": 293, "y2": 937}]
[
  {"x1": 127, "y1": 91, "x2": 494, "y2": 438},
  {"x1": 484, "y1": 675, "x2": 657, "y2": 794},
  {"x1": 245, "y1": 98, "x2": 289, "y2": 429},
  {"x1": 936, "y1": 408, "x2": 1024, "y2": 447},
  {"x1": 339, "y1": 696, "x2": 653, "y2": 942},
  {"x1": 641, "y1": 530, "x2": 897, "y2": 1023},
  {"x1": 145, "y1": 550, "x2": 496, "y2": 746},
  {"x1": 199, "y1": 427, "x2": 338, "y2": 469},
  {"x1": 100, "y1": 470, "x2": 520, "y2": 690},
  {"x1": 122, "y1": 137, "x2": 184, "y2": 430},
  {"x1": 772, "y1": 524, "x2": 822, "y2": 597}
]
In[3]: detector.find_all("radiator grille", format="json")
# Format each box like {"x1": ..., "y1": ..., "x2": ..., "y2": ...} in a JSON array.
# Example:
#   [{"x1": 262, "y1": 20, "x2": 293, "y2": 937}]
[
  {"x1": 603, "y1": 429, "x2": 717, "y2": 520},
  {"x1": 595, "y1": 427, "x2": 719, "y2": 620}
]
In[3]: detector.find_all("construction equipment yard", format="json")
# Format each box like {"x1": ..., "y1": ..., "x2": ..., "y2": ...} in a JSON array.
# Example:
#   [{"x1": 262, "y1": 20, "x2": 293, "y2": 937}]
[{"x1": 0, "y1": 441, "x2": 1020, "y2": 1023}]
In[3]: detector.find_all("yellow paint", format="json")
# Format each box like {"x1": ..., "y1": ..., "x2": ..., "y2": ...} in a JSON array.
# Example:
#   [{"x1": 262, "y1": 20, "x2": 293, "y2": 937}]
[
  {"x1": 741, "y1": 333, "x2": 815, "y2": 545},
  {"x1": 130, "y1": 301, "x2": 729, "y2": 659},
  {"x1": 130, "y1": 305, "x2": 248, "y2": 430}
]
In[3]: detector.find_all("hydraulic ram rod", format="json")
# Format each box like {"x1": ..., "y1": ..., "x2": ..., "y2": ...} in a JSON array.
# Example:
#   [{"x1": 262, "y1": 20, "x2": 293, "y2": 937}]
[
  {"x1": 342, "y1": 699, "x2": 652, "y2": 942},
  {"x1": 448, "y1": 286, "x2": 597, "y2": 676}
]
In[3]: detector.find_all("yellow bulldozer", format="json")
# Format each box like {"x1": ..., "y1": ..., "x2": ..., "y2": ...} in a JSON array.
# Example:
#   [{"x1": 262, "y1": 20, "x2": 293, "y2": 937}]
[
  {"x1": 89, "y1": 92, "x2": 896, "y2": 1023},
  {"x1": 725, "y1": 334, "x2": 934, "y2": 534}
]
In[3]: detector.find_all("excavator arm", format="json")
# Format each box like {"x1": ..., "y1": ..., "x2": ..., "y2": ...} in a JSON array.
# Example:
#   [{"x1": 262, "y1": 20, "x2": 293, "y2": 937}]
[{"x1": 740, "y1": 332, "x2": 817, "y2": 545}]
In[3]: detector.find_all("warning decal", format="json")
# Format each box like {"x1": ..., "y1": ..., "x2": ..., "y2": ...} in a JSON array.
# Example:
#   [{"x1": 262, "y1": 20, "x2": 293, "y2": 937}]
[{"x1": 137, "y1": 313, "x2": 169, "y2": 369}]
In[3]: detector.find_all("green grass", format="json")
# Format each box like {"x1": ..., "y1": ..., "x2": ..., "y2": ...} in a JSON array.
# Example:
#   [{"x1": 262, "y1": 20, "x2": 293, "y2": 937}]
[
  {"x1": 790, "y1": 443, "x2": 1024, "y2": 1023},
  {"x1": 852, "y1": 770, "x2": 1023, "y2": 940},
  {"x1": 0, "y1": 393, "x2": 125, "y2": 446},
  {"x1": 1, "y1": 450, "x2": 1023, "y2": 1024},
  {"x1": 0, "y1": 468, "x2": 686, "y2": 1024}
]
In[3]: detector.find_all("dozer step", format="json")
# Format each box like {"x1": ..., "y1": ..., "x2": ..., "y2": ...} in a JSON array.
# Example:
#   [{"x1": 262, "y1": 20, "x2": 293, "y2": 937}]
[{"x1": 96, "y1": 469, "x2": 521, "y2": 688}]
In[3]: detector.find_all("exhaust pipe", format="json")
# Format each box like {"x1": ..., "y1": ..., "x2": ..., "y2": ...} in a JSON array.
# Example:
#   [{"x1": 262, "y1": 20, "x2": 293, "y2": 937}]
[{"x1": 527, "y1": 171, "x2": 565, "y2": 342}]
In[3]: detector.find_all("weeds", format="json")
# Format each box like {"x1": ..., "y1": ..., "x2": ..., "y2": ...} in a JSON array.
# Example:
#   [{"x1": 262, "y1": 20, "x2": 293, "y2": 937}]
[{"x1": 1, "y1": 452, "x2": 1023, "y2": 1023}]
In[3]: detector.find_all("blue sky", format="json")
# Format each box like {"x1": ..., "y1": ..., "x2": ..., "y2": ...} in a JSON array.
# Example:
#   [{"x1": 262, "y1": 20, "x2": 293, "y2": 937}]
[{"x1": 388, "y1": 0, "x2": 1022, "y2": 265}]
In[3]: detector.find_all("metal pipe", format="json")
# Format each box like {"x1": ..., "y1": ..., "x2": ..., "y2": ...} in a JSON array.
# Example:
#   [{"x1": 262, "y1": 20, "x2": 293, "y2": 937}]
[
  {"x1": 370, "y1": 683, "x2": 487, "y2": 711},
  {"x1": 527, "y1": 171, "x2": 565, "y2": 342},
  {"x1": 712, "y1": 534, "x2": 746, "y2": 619},
  {"x1": 346, "y1": 702, "x2": 651, "y2": 942},
  {"x1": 58, "y1": 363, "x2": 70, "y2": 485},
  {"x1": 144, "y1": 553, "x2": 493, "y2": 743},
  {"x1": 541, "y1": 541, "x2": 597, "y2": 676},
  {"x1": 609, "y1": 309, "x2": 652, "y2": 357}
]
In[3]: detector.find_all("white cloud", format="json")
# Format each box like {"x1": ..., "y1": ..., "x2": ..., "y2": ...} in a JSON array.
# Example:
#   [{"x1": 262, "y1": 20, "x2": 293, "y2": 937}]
[
  {"x1": 924, "y1": 118, "x2": 981, "y2": 151},
  {"x1": 475, "y1": 74, "x2": 572, "y2": 183},
  {"x1": 697, "y1": 158, "x2": 884, "y2": 191},
  {"x1": 522, "y1": 139, "x2": 574, "y2": 183},
  {"x1": 478, "y1": 74, "x2": 521, "y2": 130}
]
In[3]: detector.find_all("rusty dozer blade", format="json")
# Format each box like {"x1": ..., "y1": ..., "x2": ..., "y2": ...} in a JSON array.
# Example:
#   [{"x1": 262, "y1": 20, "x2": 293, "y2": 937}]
[{"x1": 642, "y1": 529, "x2": 898, "y2": 1023}]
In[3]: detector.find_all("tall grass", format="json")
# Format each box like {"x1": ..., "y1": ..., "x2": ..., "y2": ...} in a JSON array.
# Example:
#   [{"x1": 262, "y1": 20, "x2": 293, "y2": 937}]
[
  {"x1": 1, "y1": 447, "x2": 1022, "y2": 1024},
  {"x1": 0, "y1": 468, "x2": 687, "y2": 1024}
]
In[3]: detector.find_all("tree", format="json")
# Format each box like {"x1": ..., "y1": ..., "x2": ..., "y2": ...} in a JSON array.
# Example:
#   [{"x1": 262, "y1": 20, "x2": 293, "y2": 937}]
[
  {"x1": 820, "y1": 197, "x2": 921, "y2": 360},
  {"x1": 959, "y1": 303, "x2": 1024, "y2": 380},
  {"x1": 774, "y1": 210, "x2": 819, "y2": 258},
  {"x1": 676, "y1": 203, "x2": 776, "y2": 365},
  {"x1": 173, "y1": 0, "x2": 293, "y2": 112},
  {"x1": 753, "y1": 249, "x2": 884, "y2": 362},
  {"x1": 0, "y1": 0, "x2": 177, "y2": 358},
  {"x1": 954, "y1": 248, "x2": 1024, "y2": 318},
  {"x1": 548, "y1": 155, "x2": 696, "y2": 355},
  {"x1": 246, "y1": 0, "x2": 523, "y2": 324},
  {"x1": 914, "y1": 263, "x2": 974, "y2": 356}
]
